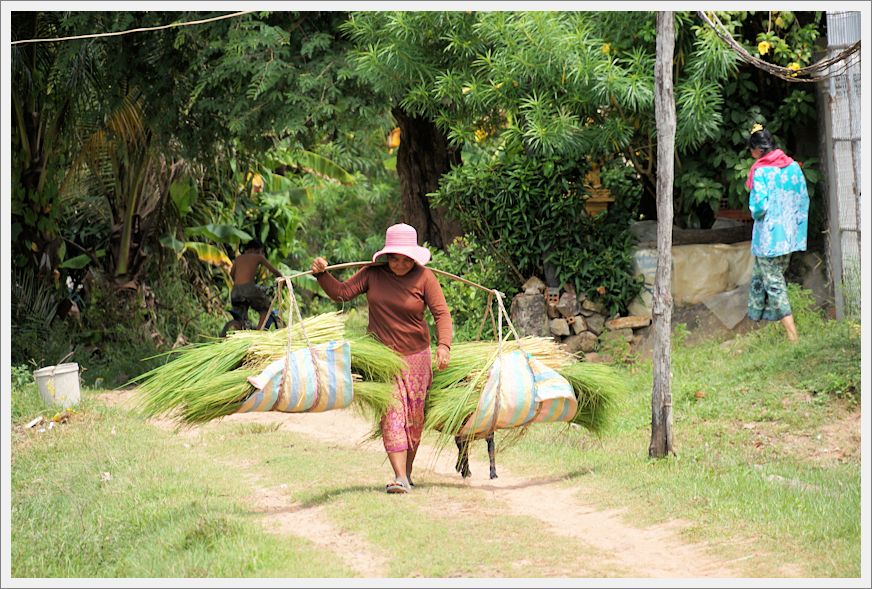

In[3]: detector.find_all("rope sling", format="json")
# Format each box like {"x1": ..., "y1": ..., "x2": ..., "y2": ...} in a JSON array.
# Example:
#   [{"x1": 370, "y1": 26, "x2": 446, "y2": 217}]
[
  {"x1": 279, "y1": 274, "x2": 323, "y2": 410},
  {"x1": 276, "y1": 262, "x2": 519, "y2": 433}
]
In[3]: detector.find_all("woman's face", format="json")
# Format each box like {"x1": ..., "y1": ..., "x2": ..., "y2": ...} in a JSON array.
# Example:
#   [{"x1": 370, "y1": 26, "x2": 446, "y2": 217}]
[
  {"x1": 387, "y1": 254, "x2": 415, "y2": 276},
  {"x1": 750, "y1": 147, "x2": 764, "y2": 159}
]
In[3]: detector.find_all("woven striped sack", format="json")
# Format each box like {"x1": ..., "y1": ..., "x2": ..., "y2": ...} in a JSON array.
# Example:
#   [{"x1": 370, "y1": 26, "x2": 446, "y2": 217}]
[
  {"x1": 459, "y1": 350, "x2": 577, "y2": 438},
  {"x1": 239, "y1": 340, "x2": 354, "y2": 413},
  {"x1": 528, "y1": 355, "x2": 578, "y2": 424}
]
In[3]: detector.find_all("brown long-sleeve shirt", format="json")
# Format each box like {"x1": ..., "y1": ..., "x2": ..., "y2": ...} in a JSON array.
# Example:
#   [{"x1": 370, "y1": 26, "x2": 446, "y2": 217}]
[{"x1": 316, "y1": 264, "x2": 452, "y2": 355}]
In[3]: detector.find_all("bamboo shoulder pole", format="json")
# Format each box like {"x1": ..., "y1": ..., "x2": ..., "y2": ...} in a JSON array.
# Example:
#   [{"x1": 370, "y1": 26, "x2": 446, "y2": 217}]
[
  {"x1": 277, "y1": 261, "x2": 499, "y2": 296},
  {"x1": 276, "y1": 260, "x2": 522, "y2": 342}
]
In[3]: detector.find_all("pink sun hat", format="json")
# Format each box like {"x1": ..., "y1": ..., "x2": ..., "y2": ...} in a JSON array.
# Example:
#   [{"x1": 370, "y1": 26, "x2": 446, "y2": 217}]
[{"x1": 372, "y1": 223, "x2": 431, "y2": 266}]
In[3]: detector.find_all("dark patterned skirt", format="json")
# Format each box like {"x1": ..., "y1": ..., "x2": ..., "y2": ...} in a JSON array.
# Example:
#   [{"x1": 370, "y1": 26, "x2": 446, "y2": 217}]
[{"x1": 748, "y1": 254, "x2": 792, "y2": 321}]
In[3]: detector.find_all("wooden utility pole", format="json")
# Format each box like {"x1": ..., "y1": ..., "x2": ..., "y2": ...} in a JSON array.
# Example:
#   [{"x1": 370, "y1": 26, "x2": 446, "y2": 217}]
[{"x1": 650, "y1": 11, "x2": 675, "y2": 458}]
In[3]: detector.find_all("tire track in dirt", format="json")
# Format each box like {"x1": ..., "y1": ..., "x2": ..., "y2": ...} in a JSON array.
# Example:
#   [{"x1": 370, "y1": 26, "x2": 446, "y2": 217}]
[
  {"x1": 231, "y1": 467, "x2": 390, "y2": 578},
  {"x1": 97, "y1": 391, "x2": 390, "y2": 578},
  {"x1": 223, "y1": 409, "x2": 748, "y2": 578},
  {"x1": 103, "y1": 390, "x2": 761, "y2": 577}
]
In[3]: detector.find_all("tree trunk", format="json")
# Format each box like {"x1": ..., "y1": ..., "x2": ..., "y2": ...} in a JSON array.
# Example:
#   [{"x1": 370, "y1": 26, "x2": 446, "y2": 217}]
[
  {"x1": 391, "y1": 106, "x2": 463, "y2": 249},
  {"x1": 114, "y1": 153, "x2": 142, "y2": 279},
  {"x1": 650, "y1": 11, "x2": 676, "y2": 459}
]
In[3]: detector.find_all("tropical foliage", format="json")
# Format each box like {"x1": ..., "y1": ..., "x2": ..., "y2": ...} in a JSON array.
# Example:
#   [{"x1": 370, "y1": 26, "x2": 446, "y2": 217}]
[
  {"x1": 343, "y1": 11, "x2": 825, "y2": 228},
  {"x1": 428, "y1": 234, "x2": 517, "y2": 343},
  {"x1": 10, "y1": 10, "x2": 830, "y2": 370},
  {"x1": 10, "y1": 10, "x2": 396, "y2": 374},
  {"x1": 433, "y1": 141, "x2": 641, "y2": 316}
]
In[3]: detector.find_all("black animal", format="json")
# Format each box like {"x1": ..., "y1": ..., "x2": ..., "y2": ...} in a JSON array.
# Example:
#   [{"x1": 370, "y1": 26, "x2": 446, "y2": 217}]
[{"x1": 454, "y1": 432, "x2": 497, "y2": 479}]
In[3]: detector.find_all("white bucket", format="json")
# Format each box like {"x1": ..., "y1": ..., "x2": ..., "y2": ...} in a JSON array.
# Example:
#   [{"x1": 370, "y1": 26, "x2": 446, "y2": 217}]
[{"x1": 33, "y1": 363, "x2": 81, "y2": 408}]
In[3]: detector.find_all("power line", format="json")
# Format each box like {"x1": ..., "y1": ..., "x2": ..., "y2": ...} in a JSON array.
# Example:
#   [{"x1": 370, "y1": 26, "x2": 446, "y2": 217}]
[{"x1": 11, "y1": 10, "x2": 256, "y2": 45}]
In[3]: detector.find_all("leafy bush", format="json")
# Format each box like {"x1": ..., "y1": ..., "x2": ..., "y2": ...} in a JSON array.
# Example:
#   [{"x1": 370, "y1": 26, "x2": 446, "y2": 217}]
[
  {"x1": 11, "y1": 255, "x2": 237, "y2": 389},
  {"x1": 433, "y1": 143, "x2": 642, "y2": 316},
  {"x1": 11, "y1": 269, "x2": 79, "y2": 370},
  {"x1": 148, "y1": 258, "x2": 227, "y2": 343},
  {"x1": 675, "y1": 164, "x2": 724, "y2": 229},
  {"x1": 293, "y1": 180, "x2": 396, "y2": 270},
  {"x1": 671, "y1": 12, "x2": 825, "y2": 229},
  {"x1": 600, "y1": 157, "x2": 643, "y2": 205},
  {"x1": 428, "y1": 235, "x2": 518, "y2": 343}
]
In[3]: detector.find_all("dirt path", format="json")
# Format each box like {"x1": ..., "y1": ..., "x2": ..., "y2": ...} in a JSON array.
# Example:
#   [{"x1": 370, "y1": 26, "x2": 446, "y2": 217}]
[
  {"x1": 226, "y1": 409, "x2": 745, "y2": 578},
  {"x1": 237, "y1": 468, "x2": 391, "y2": 577},
  {"x1": 103, "y1": 389, "x2": 752, "y2": 578},
  {"x1": 100, "y1": 390, "x2": 390, "y2": 577}
]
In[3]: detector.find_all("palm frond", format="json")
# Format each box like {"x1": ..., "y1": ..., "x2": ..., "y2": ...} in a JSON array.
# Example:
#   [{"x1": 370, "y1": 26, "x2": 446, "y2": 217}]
[{"x1": 11, "y1": 269, "x2": 58, "y2": 339}]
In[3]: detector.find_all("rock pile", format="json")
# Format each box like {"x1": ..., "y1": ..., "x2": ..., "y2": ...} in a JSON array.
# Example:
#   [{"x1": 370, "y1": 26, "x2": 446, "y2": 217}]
[{"x1": 510, "y1": 276, "x2": 651, "y2": 361}]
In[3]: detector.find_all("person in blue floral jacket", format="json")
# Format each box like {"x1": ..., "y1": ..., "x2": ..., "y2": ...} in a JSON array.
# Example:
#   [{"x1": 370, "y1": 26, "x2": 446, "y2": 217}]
[{"x1": 744, "y1": 124, "x2": 810, "y2": 342}]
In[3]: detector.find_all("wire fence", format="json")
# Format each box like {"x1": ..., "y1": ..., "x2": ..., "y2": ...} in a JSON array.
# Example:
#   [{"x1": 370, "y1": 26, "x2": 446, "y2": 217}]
[{"x1": 820, "y1": 11, "x2": 862, "y2": 319}]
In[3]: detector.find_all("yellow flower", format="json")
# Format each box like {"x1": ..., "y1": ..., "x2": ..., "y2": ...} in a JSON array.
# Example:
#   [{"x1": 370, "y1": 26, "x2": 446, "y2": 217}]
[
  {"x1": 245, "y1": 171, "x2": 263, "y2": 188},
  {"x1": 757, "y1": 41, "x2": 771, "y2": 56},
  {"x1": 751, "y1": 123, "x2": 764, "y2": 134},
  {"x1": 601, "y1": 43, "x2": 610, "y2": 55},
  {"x1": 786, "y1": 62, "x2": 801, "y2": 71},
  {"x1": 474, "y1": 129, "x2": 488, "y2": 143},
  {"x1": 387, "y1": 127, "x2": 401, "y2": 149}
]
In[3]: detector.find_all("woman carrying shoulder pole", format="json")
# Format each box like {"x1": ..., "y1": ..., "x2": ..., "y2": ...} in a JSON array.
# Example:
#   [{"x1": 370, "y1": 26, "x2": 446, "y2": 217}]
[{"x1": 311, "y1": 223, "x2": 452, "y2": 493}]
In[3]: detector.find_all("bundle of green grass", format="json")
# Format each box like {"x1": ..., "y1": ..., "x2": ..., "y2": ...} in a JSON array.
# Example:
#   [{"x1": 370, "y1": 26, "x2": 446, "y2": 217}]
[
  {"x1": 424, "y1": 336, "x2": 626, "y2": 442},
  {"x1": 132, "y1": 312, "x2": 403, "y2": 427},
  {"x1": 134, "y1": 310, "x2": 624, "y2": 447}
]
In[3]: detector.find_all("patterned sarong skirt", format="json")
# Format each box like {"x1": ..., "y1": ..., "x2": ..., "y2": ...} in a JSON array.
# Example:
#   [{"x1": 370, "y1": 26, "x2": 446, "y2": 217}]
[{"x1": 381, "y1": 348, "x2": 433, "y2": 454}]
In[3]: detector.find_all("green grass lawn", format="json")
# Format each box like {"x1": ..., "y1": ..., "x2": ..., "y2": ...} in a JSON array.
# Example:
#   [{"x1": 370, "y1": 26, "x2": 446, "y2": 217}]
[
  {"x1": 9, "y1": 290, "x2": 861, "y2": 578},
  {"x1": 10, "y1": 391, "x2": 355, "y2": 578},
  {"x1": 9, "y1": 386, "x2": 613, "y2": 578}
]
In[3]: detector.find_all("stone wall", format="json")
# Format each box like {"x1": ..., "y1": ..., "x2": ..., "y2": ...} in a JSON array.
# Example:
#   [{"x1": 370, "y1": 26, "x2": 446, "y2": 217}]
[{"x1": 509, "y1": 248, "x2": 833, "y2": 362}]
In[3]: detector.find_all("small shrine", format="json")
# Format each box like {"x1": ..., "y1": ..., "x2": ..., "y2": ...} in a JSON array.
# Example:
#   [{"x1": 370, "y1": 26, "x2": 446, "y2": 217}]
[{"x1": 583, "y1": 161, "x2": 614, "y2": 216}]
